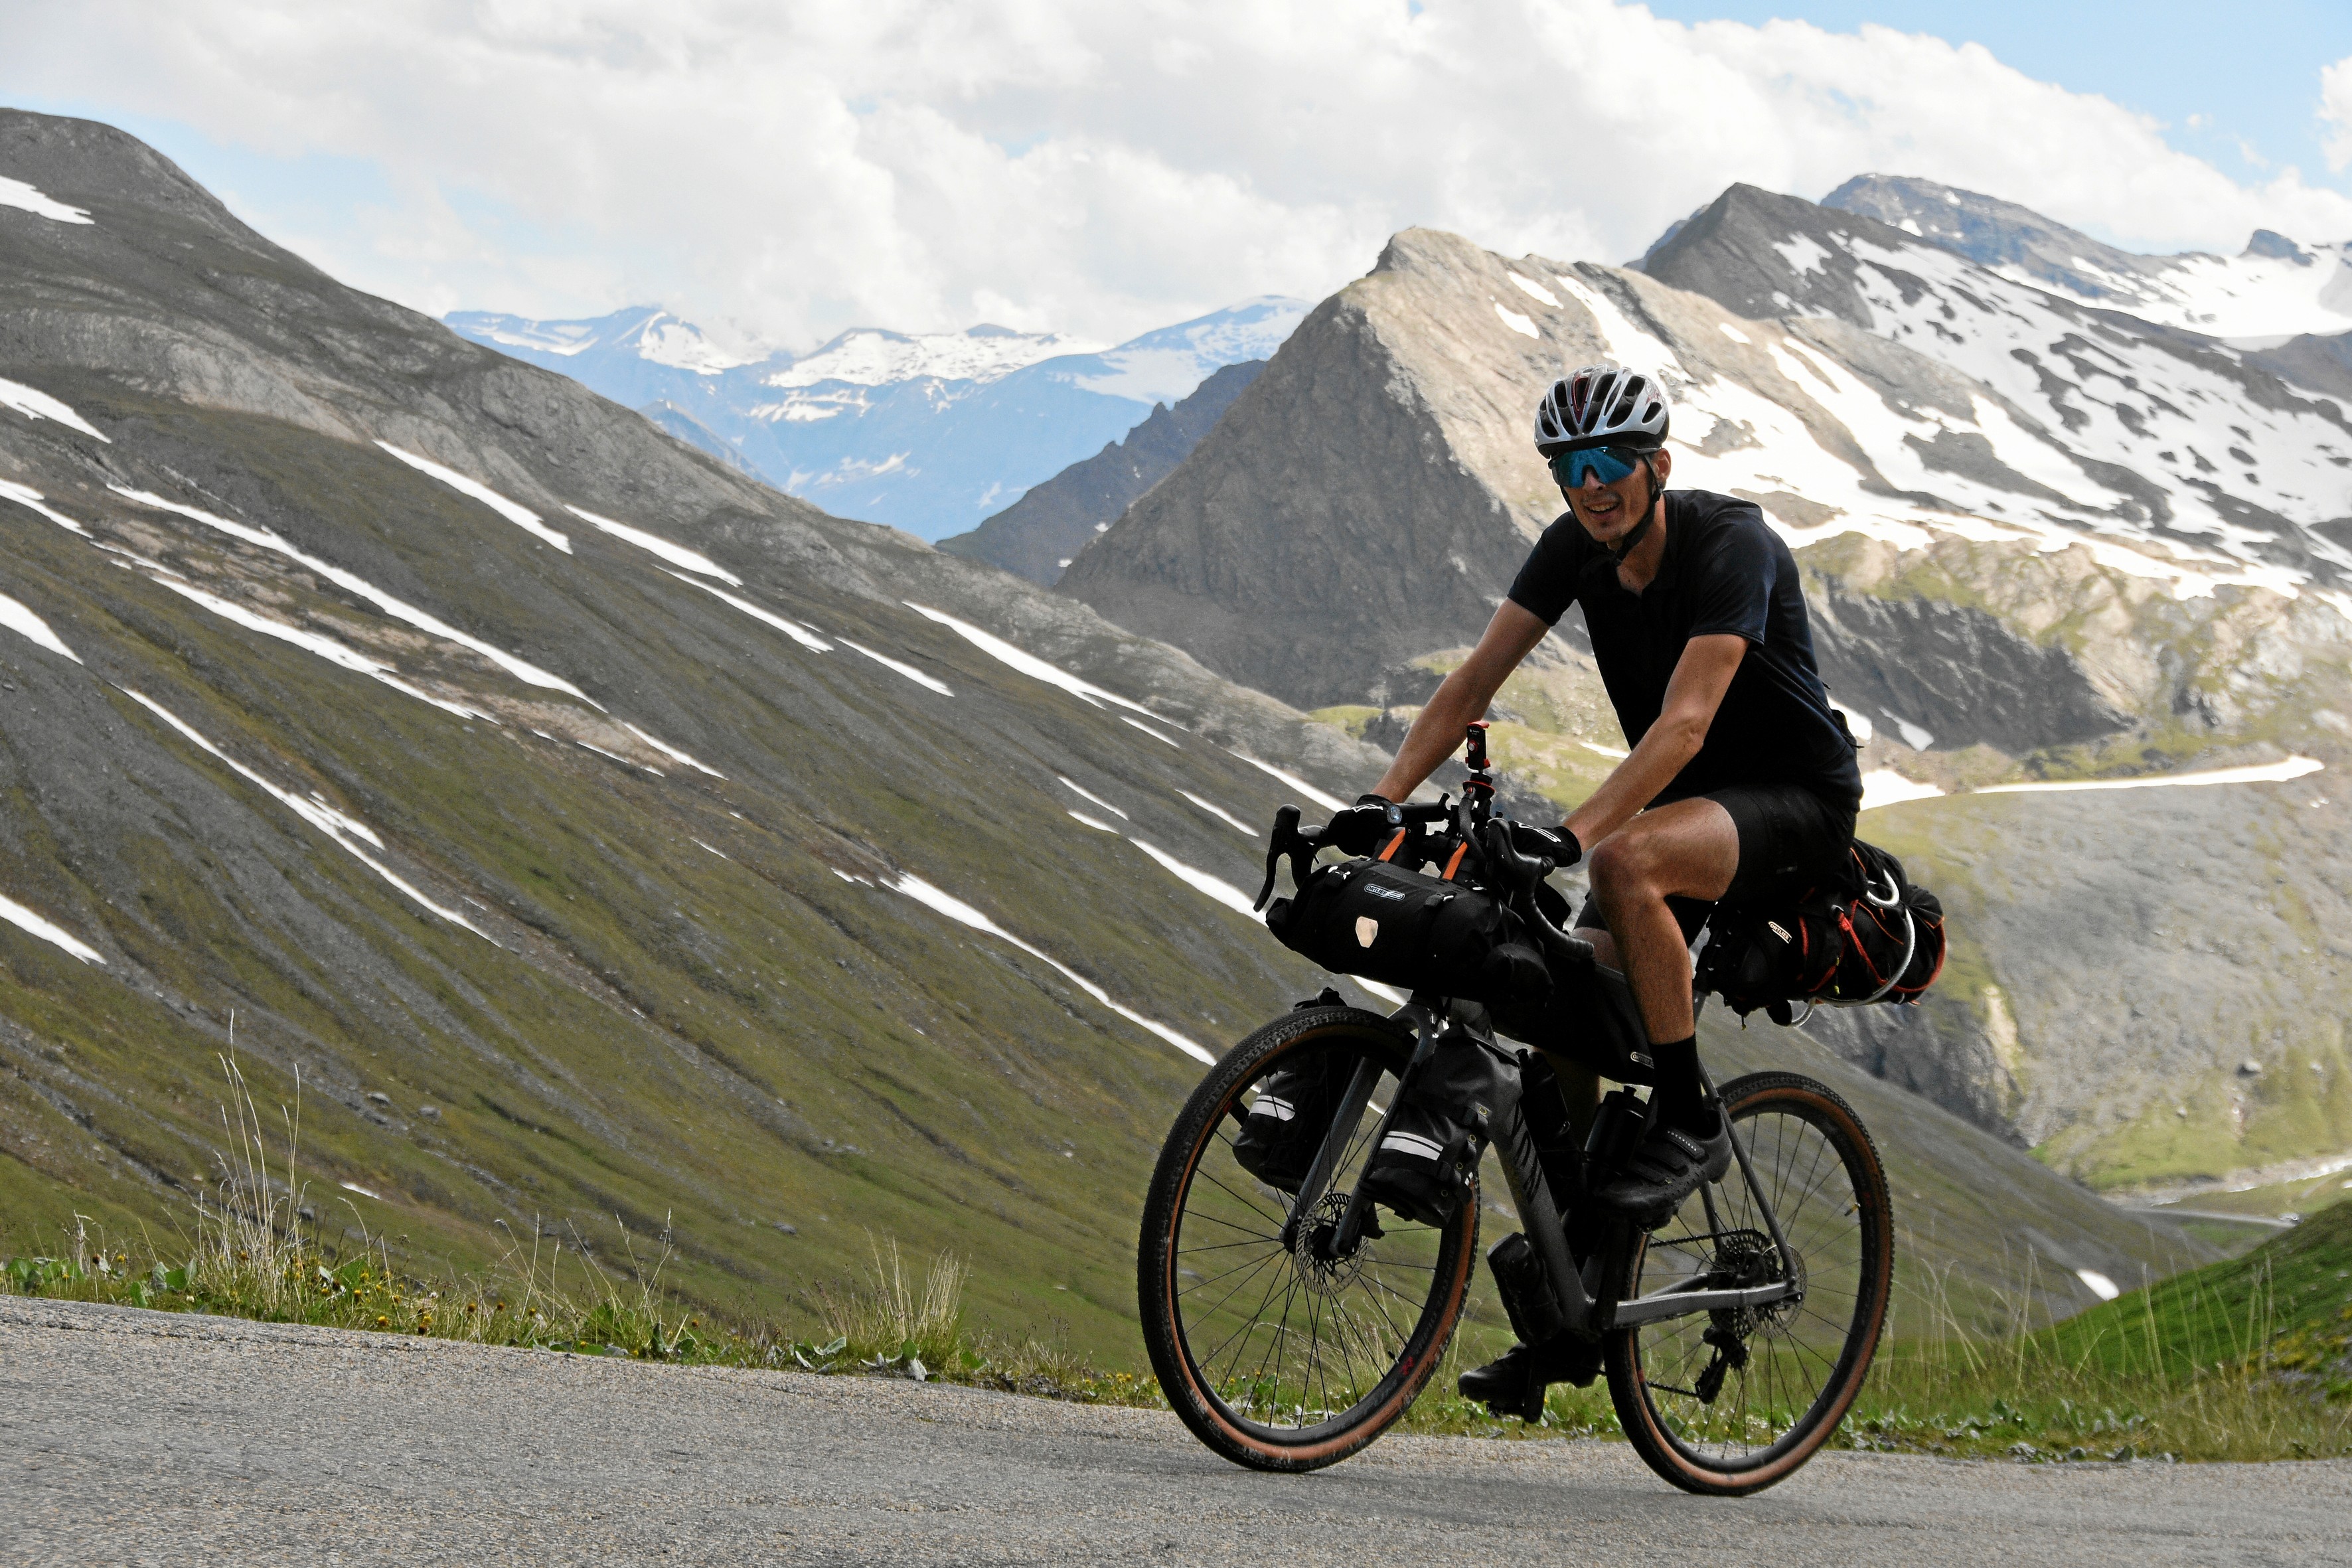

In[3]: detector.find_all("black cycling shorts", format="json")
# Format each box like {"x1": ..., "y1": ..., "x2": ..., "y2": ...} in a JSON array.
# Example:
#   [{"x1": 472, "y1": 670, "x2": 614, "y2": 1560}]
[{"x1": 1573, "y1": 781, "x2": 1858, "y2": 944}]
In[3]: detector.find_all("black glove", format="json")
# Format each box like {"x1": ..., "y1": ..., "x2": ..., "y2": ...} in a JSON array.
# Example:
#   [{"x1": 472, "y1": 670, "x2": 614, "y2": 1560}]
[
  {"x1": 1508, "y1": 822, "x2": 1582, "y2": 869},
  {"x1": 1326, "y1": 793, "x2": 1404, "y2": 856}
]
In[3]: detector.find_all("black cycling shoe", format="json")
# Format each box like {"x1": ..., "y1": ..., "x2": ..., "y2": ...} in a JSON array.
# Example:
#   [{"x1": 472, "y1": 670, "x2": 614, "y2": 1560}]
[
  {"x1": 1458, "y1": 1335, "x2": 1604, "y2": 1421},
  {"x1": 1594, "y1": 1105, "x2": 1733, "y2": 1228}
]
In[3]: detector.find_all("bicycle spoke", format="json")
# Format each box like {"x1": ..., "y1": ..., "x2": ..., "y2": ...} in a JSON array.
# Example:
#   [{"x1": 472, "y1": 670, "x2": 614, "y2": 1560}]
[
  {"x1": 1194, "y1": 1168, "x2": 1289, "y2": 1231},
  {"x1": 1621, "y1": 1085, "x2": 1887, "y2": 1476},
  {"x1": 1177, "y1": 1208, "x2": 1284, "y2": 1245}
]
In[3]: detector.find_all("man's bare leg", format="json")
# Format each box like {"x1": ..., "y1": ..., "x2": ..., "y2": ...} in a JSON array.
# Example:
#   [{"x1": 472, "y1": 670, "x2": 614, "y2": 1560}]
[
  {"x1": 1578, "y1": 797, "x2": 1739, "y2": 1131},
  {"x1": 1580, "y1": 797, "x2": 1737, "y2": 1032}
]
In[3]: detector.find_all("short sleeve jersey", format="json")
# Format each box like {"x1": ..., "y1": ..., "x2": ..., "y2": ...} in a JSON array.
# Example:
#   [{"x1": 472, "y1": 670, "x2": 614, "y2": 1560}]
[{"x1": 1507, "y1": 489, "x2": 1862, "y2": 807}]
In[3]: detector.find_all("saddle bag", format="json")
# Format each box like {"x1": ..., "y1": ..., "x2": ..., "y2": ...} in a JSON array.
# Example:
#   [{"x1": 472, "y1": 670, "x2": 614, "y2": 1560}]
[
  {"x1": 1265, "y1": 858, "x2": 1551, "y2": 1006},
  {"x1": 1700, "y1": 840, "x2": 1947, "y2": 1021}
]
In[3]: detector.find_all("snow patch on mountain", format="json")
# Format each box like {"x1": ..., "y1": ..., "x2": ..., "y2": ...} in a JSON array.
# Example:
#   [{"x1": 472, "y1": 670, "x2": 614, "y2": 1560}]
[
  {"x1": 1061, "y1": 297, "x2": 1307, "y2": 404},
  {"x1": 110, "y1": 486, "x2": 594, "y2": 702},
  {"x1": 1640, "y1": 189, "x2": 2352, "y2": 606},
  {"x1": 375, "y1": 443, "x2": 571, "y2": 552},
  {"x1": 884, "y1": 872, "x2": 1210, "y2": 1062},
  {"x1": 120, "y1": 686, "x2": 492, "y2": 940},
  {"x1": 564, "y1": 505, "x2": 739, "y2": 584},
  {"x1": 0, "y1": 887, "x2": 104, "y2": 962},
  {"x1": 0, "y1": 175, "x2": 92, "y2": 225},
  {"x1": 450, "y1": 307, "x2": 754, "y2": 374},
  {"x1": 0, "y1": 588, "x2": 78, "y2": 663},
  {"x1": 0, "y1": 376, "x2": 109, "y2": 441},
  {"x1": 1826, "y1": 175, "x2": 2352, "y2": 344},
  {"x1": 0, "y1": 479, "x2": 91, "y2": 534},
  {"x1": 447, "y1": 298, "x2": 1306, "y2": 538}
]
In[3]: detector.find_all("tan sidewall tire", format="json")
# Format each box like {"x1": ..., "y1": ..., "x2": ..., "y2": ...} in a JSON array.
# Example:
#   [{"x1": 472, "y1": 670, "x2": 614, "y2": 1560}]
[
  {"x1": 1604, "y1": 1071, "x2": 1894, "y2": 1497},
  {"x1": 1138, "y1": 1007, "x2": 1480, "y2": 1472}
]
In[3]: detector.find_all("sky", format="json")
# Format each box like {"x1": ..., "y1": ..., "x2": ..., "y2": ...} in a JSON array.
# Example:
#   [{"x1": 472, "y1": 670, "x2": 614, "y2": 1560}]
[{"x1": 5, "y1": 1, "x2": 2351, "y2": 356}]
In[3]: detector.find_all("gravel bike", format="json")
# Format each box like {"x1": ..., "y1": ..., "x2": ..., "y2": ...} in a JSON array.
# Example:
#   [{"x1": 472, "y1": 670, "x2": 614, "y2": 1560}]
[{"x1": 1136, "y1": 738, "x2": 1894, "y2": 1496}]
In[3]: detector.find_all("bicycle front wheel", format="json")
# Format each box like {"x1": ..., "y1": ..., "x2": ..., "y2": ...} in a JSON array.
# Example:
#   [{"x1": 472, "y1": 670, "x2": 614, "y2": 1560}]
[
  {"x1": 1138, "y1": 1004, "x2": 1479, "y2": 1471},
  {"x1": 1605, "y1": 1069, "x2": 1893, "y2": 1496}
]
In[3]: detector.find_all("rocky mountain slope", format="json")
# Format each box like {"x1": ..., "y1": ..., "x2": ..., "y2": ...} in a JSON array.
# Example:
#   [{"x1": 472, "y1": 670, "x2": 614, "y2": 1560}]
[
  {"x1": 0, "y1": 110, "x2": 2205, "y2": 1348},
  {"x1": 447, "y1": 300, "x2": 1305, "y2": 539},
  {"x1": 1057, "y1": 190, "x2": 2352, "y2": 1194},
  {"x1": 940, "y1": 360, "x2": 1264, "y2": 585}
]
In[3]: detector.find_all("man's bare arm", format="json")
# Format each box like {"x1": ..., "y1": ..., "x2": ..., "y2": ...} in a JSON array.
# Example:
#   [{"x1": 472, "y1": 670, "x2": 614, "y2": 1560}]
[
  {"x1": 1369, "y1": 600, "x2": 1552, "y2": 803},
  {"x1": 1562, "y1": 633, "x2": 1747, "y2": 851}
]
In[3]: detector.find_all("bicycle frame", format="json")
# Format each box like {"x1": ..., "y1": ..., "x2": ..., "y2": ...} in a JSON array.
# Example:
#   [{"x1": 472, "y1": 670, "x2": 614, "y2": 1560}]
[
  {"x1": 1281, "y1": 988, "x2": 1801, "y2": 1338},
  {"x1": 1261, "y1": 718, "x2": 1801, "y2": 1338}
]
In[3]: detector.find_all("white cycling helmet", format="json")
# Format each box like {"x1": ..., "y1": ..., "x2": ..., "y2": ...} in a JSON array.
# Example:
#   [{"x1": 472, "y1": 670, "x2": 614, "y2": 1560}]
[{"x1": 1534, "y1": 364, "x2": 1670, "y2": 455}]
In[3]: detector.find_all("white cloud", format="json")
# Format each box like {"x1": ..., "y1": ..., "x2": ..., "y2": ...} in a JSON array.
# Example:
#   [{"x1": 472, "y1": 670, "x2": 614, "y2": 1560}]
[
  {"x1": 2323, "y1": 54, "x2": 2352, "y2": 173},
  {"x1": 7, "y1": 3, "x2": 2352, "y2": 350}
]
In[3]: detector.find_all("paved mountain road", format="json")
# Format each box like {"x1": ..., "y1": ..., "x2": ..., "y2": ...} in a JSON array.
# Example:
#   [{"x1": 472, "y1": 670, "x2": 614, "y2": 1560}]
[{"x1": 5, "y1": 1299, "x2": 2343, "y2": 1566}]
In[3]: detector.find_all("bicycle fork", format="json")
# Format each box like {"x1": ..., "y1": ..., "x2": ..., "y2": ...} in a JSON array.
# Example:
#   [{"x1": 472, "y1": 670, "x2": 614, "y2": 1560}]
[{"x1": 1279, "y1": 1001, "x2": 1441, "y2": 1256}]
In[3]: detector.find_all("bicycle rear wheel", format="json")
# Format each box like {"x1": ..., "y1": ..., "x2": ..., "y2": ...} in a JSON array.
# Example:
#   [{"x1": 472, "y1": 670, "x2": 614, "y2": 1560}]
[
  {"x1": 1605, "y1": 1069, "x2": 1893, "y2": 1496},
  {"x1": 1138, "y1": 1004, "x2": 1479, "y2": 1471}
]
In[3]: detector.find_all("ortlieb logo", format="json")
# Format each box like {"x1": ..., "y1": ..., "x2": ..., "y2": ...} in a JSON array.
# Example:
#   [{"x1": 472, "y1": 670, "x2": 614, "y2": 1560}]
[
  {"x1": 1363, "y1": 884, "x2": 1407, "y2": 901},
  {"x1": 1768, "y1": 921, "x2": 1792, "y2": 943},
  {"x1": 1354, "y1": 916, "x2": 1380, "y2": 948}
]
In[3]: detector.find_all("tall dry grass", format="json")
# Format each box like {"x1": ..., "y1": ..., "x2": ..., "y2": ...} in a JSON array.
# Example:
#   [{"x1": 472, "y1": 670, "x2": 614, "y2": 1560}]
[{"x1": 1845, "y1": 1234, "x2": 2351, "y2": 1461}]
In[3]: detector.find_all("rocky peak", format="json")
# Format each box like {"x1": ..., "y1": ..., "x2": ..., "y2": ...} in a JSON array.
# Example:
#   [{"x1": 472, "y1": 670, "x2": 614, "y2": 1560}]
[
  {"x1": 2244, "y1": 229, "x2": 2313, "y2": 265},
  {"x1": 1824, "y1": 173, "x2": 2152, "y2": 301}
]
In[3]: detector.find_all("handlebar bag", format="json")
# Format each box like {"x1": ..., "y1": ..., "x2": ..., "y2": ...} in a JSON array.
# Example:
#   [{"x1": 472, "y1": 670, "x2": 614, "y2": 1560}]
[
  {"x1": 1699, "y1": 840, "x2": 1947, "y2": 1018},
  {"x1": 1265, "y1": 858, "x2": 1550, "y2": 1006}
]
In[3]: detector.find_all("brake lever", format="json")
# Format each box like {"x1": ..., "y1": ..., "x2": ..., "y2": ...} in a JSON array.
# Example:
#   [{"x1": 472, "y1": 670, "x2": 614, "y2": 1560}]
[
  {"x1": 1477, "y1": 819, "x2": 1548, "y2": 898},
  {"x1": 1484, "y1": 819, "x2": 1597, "y2": 968},
  {"x1": 1254, "y1": 805, "x2": 1325, "y2": 911}
]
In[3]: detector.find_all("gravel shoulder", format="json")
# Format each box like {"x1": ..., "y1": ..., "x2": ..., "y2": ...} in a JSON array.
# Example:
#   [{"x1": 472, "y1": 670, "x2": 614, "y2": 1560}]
[{"x1": 7, "y1": 1297, "x2": 2347, "y2": 1567}]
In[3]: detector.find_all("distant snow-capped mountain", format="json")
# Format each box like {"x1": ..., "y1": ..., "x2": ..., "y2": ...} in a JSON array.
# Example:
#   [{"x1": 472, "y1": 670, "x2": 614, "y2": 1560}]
[
  {"x1": 1823, "y1": 174, "x2": 2352, "y2": 345},
  {"x1": 444, "y1": 299, "x2": 1307, "y2": 538}
]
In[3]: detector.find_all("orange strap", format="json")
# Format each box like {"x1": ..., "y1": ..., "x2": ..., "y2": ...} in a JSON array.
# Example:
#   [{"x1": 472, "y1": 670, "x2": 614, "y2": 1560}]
[
  {"x1": 1377, "y1": 829, "x2": 1407, "y2": 863},
  {"x1": 1441, "y1": 842, "x2": 1468, "y2": 881}
]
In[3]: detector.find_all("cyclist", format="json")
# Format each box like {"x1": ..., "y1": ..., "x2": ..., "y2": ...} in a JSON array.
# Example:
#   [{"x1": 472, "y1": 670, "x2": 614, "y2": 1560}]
[{"x1": 1344, "y1": 362, "x2": 1863, "y2": 1413}]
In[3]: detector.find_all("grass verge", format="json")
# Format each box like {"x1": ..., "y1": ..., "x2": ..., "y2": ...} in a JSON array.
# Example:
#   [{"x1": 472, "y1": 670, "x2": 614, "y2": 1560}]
[
  {"x1": 10, "y1": 1056, "x2": 2346, "y2": 1458},
  {"x1": 1, "y1": 1052, "x2": 1156, "y2": 1405}
]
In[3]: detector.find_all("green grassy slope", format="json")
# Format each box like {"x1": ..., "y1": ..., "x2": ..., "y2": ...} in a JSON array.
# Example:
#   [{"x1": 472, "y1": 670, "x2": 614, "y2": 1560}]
[
  {"x1": 0, "y1": 390, "x2": 1355, "y2": 1358},
  {"x1": 2045, "y1": 1198, "x2": 2352, "y2": 1384}
]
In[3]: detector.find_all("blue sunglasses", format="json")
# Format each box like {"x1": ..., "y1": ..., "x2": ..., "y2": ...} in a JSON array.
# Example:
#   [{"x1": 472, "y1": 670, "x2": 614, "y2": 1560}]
[{"x1": 1547, "y1": 445, "x2": 1646, "y2": 488}]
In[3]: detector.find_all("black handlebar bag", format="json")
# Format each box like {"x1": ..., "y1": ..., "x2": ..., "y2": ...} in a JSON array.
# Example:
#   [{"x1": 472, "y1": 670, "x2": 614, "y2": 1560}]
[{"x1": 1265, "y1": 858, "x2": 1550, "y2": 1008}]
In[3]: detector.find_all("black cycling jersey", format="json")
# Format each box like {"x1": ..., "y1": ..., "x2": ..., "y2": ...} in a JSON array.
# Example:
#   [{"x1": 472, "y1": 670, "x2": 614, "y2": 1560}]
[{"x1": 1506, "y1": 488, "x2": 1862, "y2": 807}]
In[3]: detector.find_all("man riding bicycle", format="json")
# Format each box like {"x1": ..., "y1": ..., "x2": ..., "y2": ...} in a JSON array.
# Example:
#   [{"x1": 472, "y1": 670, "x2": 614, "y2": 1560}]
[{"x1": 1343, "y1": 363, "x2": 1864, "y2": 1414}]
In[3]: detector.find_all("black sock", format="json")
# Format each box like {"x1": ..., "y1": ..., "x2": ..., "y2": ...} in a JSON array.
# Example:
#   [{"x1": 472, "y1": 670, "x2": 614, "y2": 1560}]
[{"x1": 1648, "y1": 1036, "x2": 1709, "y2": 1131}]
